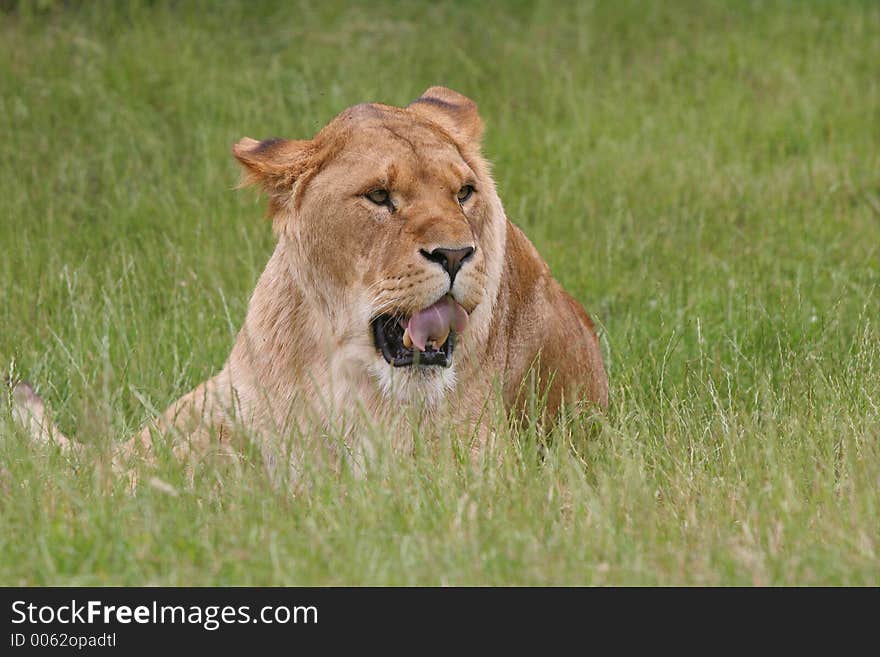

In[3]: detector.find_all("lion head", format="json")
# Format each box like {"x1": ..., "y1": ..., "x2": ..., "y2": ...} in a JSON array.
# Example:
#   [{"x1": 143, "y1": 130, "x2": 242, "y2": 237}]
[{"x1": 232, "y1": 87, "x2": 507, "y2": 403}]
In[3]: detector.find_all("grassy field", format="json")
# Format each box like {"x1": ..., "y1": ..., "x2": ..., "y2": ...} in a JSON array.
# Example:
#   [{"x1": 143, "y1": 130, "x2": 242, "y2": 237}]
[{"x1": 1, "y1": 0, "x2": 878, "y2": 585}]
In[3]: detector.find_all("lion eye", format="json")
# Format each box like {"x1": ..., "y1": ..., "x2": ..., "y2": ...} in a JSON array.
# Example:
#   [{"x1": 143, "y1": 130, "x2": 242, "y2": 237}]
[
  {"x1": 365, "y1": 189, "x2": 391, "y2": 207},
  {"x1": 457, "y1": 185, "x2": 474, "y2": 203}
]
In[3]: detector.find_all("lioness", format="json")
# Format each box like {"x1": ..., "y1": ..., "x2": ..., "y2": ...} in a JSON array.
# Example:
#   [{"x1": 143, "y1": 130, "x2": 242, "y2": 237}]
[{"x1": 11, "y1": 86, "x2": 608, "y2": 479}]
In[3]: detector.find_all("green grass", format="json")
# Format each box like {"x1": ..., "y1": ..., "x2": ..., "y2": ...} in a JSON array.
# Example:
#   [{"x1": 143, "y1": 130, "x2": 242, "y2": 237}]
[{"x1": 1, "y1": 0, "x2": 879, "y2": 585}]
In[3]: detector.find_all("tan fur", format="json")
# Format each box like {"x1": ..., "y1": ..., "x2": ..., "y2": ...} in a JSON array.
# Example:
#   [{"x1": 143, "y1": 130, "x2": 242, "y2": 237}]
[{"x1": 11, "y1": 87, "x2": 608, "y2": 482}]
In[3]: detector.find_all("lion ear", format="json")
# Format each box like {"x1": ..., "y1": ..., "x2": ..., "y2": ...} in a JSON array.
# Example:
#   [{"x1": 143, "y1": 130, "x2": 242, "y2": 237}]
[
  {"x1": 408, "y1": 86, "x2": 483, "y2": 146},
  {"x1": 232, "y1": 137, "x2": 313, "y2": 193}
]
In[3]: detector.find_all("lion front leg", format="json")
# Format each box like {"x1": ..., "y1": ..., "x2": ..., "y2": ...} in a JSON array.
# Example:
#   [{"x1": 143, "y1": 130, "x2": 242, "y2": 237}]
[{"x1": 114, "y1": 373, "x2": 240, "y2": 488}]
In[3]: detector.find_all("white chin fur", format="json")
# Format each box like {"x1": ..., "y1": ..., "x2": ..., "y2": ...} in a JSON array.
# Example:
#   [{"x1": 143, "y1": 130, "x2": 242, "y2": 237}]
[{"x1": 367, "y1": 358, "x2": 457, "y2": 406}]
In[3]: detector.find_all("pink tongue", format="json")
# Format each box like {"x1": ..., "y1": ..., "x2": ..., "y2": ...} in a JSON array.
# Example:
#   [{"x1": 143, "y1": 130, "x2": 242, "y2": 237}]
[{"x1": 406, "y1": 296, "x2": 469, "y2": 352}]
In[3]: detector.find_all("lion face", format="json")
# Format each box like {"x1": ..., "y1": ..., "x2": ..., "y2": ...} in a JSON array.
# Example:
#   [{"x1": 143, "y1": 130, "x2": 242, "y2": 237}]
[{"x1": 233, "y1": 88, "x2": 506, "y2": 402}]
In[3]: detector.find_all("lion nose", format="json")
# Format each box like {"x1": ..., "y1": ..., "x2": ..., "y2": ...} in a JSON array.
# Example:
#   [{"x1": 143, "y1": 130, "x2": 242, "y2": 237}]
[{"x1": 420, "y1": 246, "x2": 475, "y2": 284}]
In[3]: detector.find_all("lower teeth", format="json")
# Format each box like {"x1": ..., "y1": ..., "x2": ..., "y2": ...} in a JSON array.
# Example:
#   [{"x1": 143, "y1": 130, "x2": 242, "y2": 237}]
[{"x1": 401, "y1": 328, "x2": 449, "y2": 352}]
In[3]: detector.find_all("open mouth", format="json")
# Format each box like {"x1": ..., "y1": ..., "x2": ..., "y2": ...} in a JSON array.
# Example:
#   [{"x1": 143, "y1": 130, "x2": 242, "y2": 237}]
[
  {"x1": 372, "y1": 315, "x2": 455, "y2": 367},
  {"x1": 371, "y1": 295, "x2": 469, "y2": 368}
]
